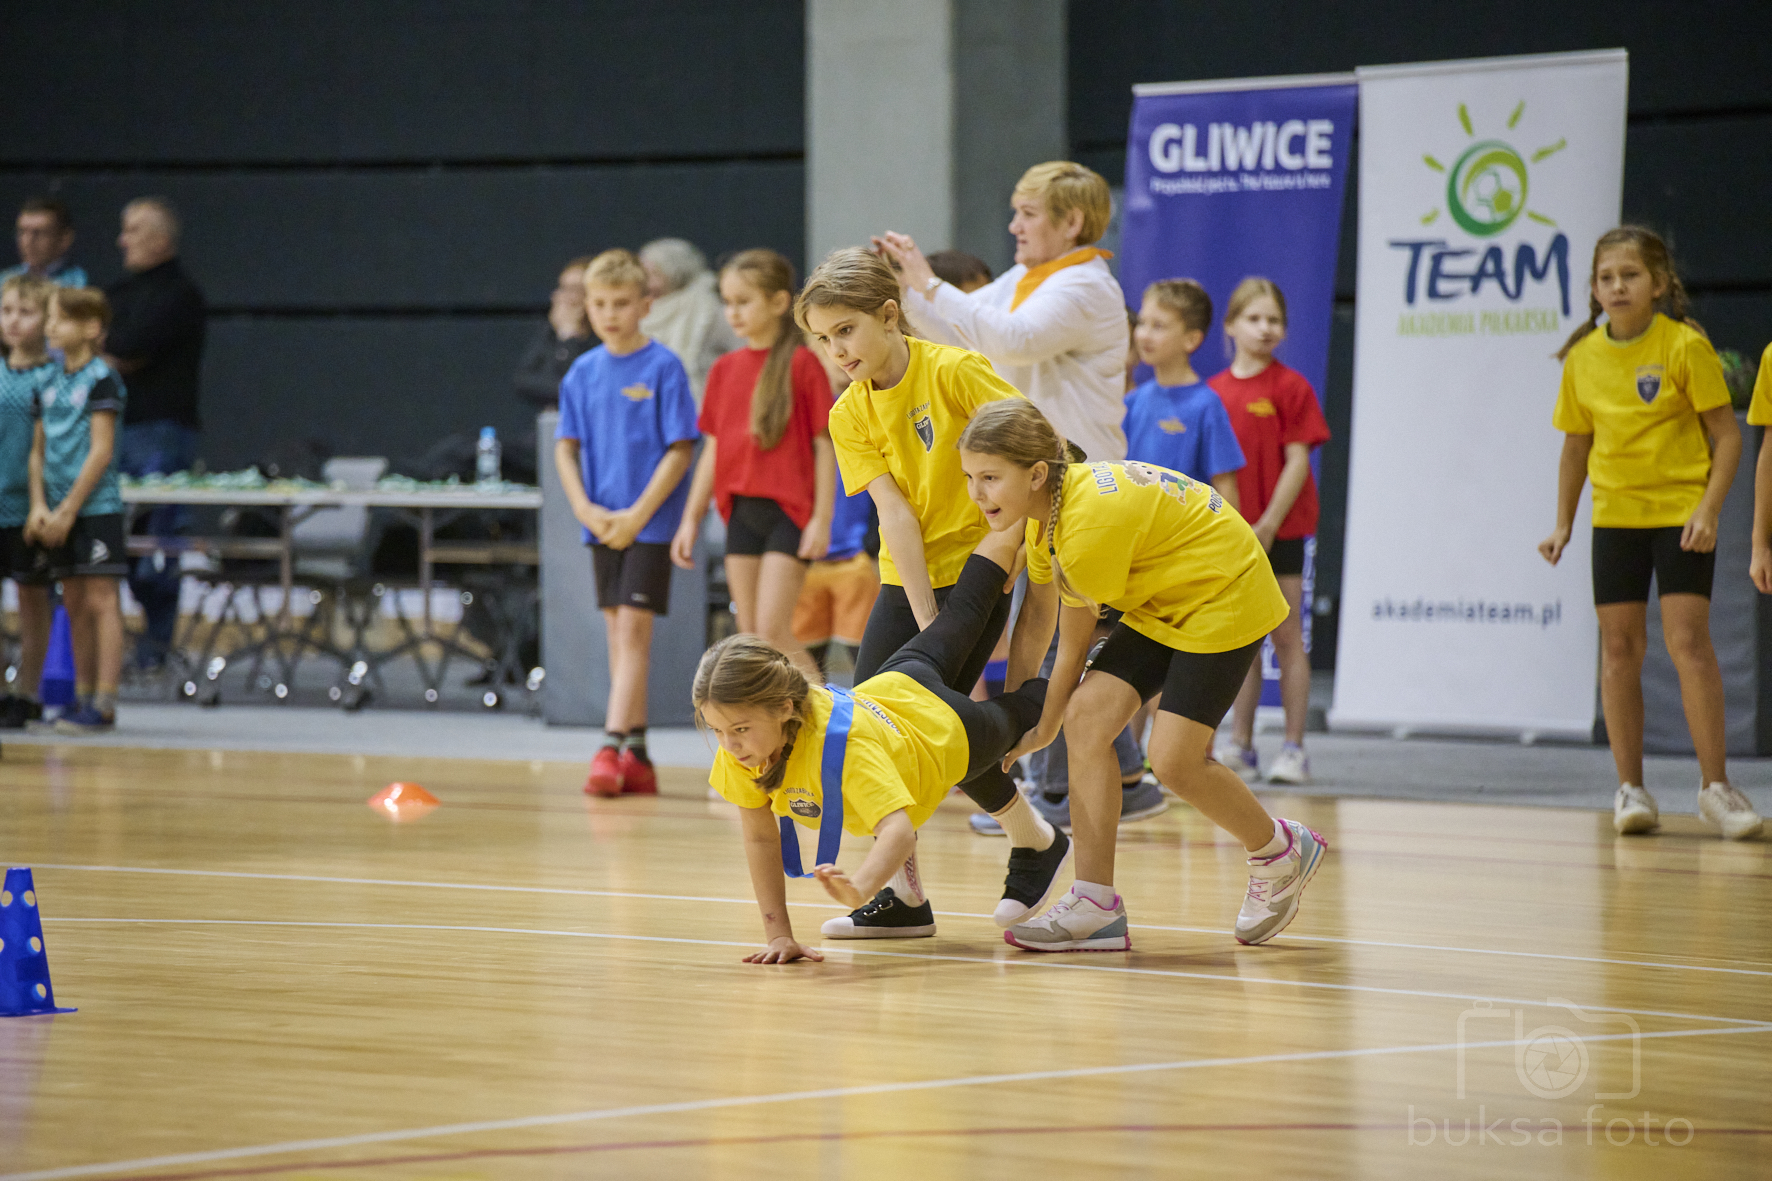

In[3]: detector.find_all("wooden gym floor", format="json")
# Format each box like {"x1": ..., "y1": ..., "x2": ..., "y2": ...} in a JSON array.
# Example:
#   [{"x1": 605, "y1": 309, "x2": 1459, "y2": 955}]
[{"x1": 2, "y1": 742, "x2": 1768, "y2": 1179}]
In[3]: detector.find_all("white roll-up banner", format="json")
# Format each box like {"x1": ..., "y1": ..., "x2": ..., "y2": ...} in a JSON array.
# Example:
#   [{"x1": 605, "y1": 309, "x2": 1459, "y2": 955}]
[{"x1": 1332, "y1": 50, "x2": 1628, "y2": 738}]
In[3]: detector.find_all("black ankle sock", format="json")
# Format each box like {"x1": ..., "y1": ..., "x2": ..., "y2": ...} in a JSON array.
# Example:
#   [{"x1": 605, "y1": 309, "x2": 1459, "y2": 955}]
[{"x1": 622, "y1": 729, "x2": 650, "y2": 762}]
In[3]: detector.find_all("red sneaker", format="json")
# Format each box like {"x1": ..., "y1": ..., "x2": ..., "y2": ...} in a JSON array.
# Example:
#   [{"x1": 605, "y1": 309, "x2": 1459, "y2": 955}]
[
  {"x1": 584, "y1": 746, "x2": 622, "y2": 797},
  {"x1": 618, "y1": 747, "x2": 658, "y2": 795}
]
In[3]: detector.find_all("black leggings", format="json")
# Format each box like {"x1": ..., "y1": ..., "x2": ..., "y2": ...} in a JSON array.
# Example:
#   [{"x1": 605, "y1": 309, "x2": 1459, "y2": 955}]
[{"x1": 868, "y1": 555, "x2": 1040, "y2": 813}]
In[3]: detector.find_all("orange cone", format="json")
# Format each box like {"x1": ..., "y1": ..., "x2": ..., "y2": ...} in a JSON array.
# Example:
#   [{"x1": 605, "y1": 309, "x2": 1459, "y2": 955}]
[{"x1": 367, "y1": 782, "x2": 439, "y2": 821}]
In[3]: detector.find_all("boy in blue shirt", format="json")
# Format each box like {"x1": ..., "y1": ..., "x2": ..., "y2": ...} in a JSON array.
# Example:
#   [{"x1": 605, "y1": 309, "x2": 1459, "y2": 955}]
[
  {"x1": 0, "y1": 274, "x2": 58, "y2": 727},
  {"x1": 554, "y1": 249, "x2": 698, "y2": 797},
  {"x1": 1124, "y1": 279, "x2": 1243, "y2": 509},
  {"x1": 26, "y1": 287, "x2": 128, "y2": 732}
]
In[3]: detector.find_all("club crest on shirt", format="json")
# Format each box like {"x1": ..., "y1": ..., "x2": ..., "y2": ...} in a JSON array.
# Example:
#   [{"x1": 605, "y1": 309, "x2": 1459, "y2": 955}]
[
  {"x1": 1246, "y1": 398, "x2": 1277, "y2": 417},
  {"x1": 621, "y1": 383, "x2": 654, "y2": 402},
  {"x1": 1635, "y1": 365, "x2": 1663, "y2": 404},
  {"x1": 788, "y1": 796, "x2": 822, "y2": 818},
  {"x1": 1158, "y1": 417, "x2": 1187, "y2": 434},
  {"x1": 913, "y1": 414, "x2": 934, "y2": 452}
]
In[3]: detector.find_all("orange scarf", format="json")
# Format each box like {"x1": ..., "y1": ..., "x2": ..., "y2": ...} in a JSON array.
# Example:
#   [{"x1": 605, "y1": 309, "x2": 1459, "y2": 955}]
[{"x1": 1010, "y1": 247, "x2": 1114, "y2": 310}]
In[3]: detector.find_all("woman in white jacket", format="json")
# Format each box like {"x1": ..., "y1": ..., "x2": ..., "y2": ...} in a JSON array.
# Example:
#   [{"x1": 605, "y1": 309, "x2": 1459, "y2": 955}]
[{"x1": 874, "y1": 161, "x2": 1130, "y2": 465}]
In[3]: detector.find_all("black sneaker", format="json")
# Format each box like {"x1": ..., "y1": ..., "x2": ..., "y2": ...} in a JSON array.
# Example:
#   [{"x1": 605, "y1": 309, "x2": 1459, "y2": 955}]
[
  {"x1": 0, "y1": 696, "x2": 44, "y2": 729},
  {"x1": 820, "y1": 888, "x2": 937, "y2": 939},
  {"x1": 994, "y1": 827, "x2": 1073, "y2": 928}
]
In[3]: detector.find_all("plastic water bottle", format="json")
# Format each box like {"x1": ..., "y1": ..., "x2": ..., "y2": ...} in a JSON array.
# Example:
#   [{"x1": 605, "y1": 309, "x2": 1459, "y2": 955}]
[{"x1": 476, "y1": 427, "x2": 501, "y2": 485}]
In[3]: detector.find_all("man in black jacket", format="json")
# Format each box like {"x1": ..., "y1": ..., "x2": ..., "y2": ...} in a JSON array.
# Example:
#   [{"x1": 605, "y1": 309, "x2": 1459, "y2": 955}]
[{"x1": 104, "y1": 196, "x2": 206, "y2": 670}]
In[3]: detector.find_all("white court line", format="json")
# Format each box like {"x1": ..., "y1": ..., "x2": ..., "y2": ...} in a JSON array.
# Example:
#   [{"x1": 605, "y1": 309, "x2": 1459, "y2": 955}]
[
  {"x1": 31, "y1": 862, "x2": 1772, "y2": 979},
  {"x1": 46, "y1": 918, "x2": 1772, "y2": 1028},
  {"x1": 2, "y1": 1023, "x2": 1766, "y2": 1181}
]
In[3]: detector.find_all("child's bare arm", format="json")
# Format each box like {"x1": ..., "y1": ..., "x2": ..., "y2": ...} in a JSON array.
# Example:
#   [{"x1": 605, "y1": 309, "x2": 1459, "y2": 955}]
[
  {"x1": 1002, "y1": 601, "x2": 1095, "y2": 771},
  {"x1": 1211, "y1": 471, "x2": 1241, "y2": 515},
  {"x1": 799, "y1": 435, "x2": 836, "y2": 559},
  {"x1": 1006, "y1": 576, "x2": 1057, "y2": 691},
  {"x1": 42, "y1": 411, "x2": 116, "y2": 547},
  {"x1": 25, "y1": 421, "x2": 49, "y2": 540},
  {"x1": 552, "y1": 437, "x2": 611, "y2": 538},
  {"x1": 738, "y1": 801, "x2": 823, "y2": 964},
  {"x1": 607, "y1": 439, "x2": 694, "y2": 550},
  {"x1": 868, "y1": 474, "x2": 937, "y2": 627},
  {"x1": 814, "y1": 808, "x2": 913, "y2": 907},
  {"x1": 1253, "y1": 442, "x2": 1311, "y2": 549},
  {"x1": 671, "y1": 439, "x2": 719, "y2": 568}
]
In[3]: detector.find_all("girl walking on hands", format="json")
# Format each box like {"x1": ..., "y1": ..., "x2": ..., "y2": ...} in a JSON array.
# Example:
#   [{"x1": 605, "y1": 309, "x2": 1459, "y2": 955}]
[
  {"x1": 1539, "y1": 226, "x2": 1759, "y2": 840},
  {"x1": 963, "y1": 399, "x2": 1328, "y2": 951},
  {"x1": 698, "y1": 527, "x2": 1061, "y2": 961}
]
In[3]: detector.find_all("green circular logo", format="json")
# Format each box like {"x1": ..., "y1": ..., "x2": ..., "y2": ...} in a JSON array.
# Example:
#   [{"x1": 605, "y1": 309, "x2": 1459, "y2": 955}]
[{"x1": 1447, "y1": 140, "x2": 1528, "y2": 236}]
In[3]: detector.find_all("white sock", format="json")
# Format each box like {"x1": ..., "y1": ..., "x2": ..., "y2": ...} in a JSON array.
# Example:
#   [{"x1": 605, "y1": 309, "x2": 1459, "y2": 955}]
[
  {"x1": 1072, "y1": 879, "x2": 1116, "y2": 908},
  {"x1": 1248, "y1": 819, "x2": 1289, "y2": 861},
  {"x1": 991, "y1": 794, "x2": 1055, "y2": 851},
  {"x1": 887, "y1": 850, "x2": 926, "y2": 905}
]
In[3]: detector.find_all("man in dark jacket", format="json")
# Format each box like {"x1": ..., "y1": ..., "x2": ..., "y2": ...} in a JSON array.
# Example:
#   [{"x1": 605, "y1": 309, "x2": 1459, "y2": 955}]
[{"x1": 104, "y1": 196, "x2": 206, "y2": 669}]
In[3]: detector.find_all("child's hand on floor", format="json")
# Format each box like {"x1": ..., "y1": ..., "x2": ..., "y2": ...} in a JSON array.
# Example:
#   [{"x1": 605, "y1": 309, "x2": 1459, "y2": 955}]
[
  {"x1": 743, "y1": 936, "x2": 824, "y2": 965},
  {"x1": 812, "y1": 864, "x2": 866, "y2": 909}
]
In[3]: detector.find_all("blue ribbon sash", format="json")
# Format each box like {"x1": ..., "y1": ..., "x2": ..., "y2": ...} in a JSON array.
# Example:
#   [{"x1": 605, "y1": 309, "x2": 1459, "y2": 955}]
[{"x1": 779, "y1": 686, "x2": 852, "y2": 877}]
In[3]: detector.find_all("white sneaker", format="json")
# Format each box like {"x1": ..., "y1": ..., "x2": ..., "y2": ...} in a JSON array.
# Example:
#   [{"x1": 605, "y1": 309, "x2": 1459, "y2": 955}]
[
  {"x1": 1697, "y1": 782, "x2": 1763, "y2": 841},
  {"x1": 1613, "y1": 784, "x2": 1659, "y2": 835},
  {"x1": 1003, "y1": 886, "x2": 1131, "y2": 952},
  {"x1": 1266, "y1": 744, "x2": 1310, "y2": 785},
  {"x1": 1214, "y1": 741, "x2": 1260, "y2": 779},
  {"x1": 1235, "y1": 820, "x2": 1328, "y2": 945}
]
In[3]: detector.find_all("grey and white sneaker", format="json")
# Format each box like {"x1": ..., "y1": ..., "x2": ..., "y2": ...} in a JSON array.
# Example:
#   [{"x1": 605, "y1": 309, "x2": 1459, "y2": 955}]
[
  {"x1": 820, "y1": 888, "x2": 937, "y2": 939},
  {"x1": 1697, "y1": 782, "x2": 1763, "y2": 841},
  {"x1": 1266, "y1": 743, "x2": 1311, "y2": 785},
  {"x1": 1120, "y1": 775, "x2": 1169, "y2": 823},
  {"x1": 1235, "y1": 819, "x2": 1328, "y2": 946},
  {"x1": 1613, "y1": 784, "x2": 1659, "y2": 835},
  {"x1": 1003, "y1": 886, "x2": 1131, "y2": 952},
  {"x1": 1215, "y1": 740, "x2": 1260, "y2": 779}
]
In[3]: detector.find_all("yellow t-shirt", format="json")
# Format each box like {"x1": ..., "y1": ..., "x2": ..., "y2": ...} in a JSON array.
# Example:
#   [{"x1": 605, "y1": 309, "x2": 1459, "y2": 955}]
[
  {"x1": 827, "y1": 336, "x2": 1023, "y2": 587},
  {"x1": 707, "y1": 672, "x2": 967, "y2": 836},
  {"x1": 1747, "y1": 341, "x2": 1772, "y2": 427},
  {"x1": 1024, "y1": 460, "x2": 1288, "y2": 653},
  {"x1": 1551, "y1": 314, "x2": 1733, "y2": 528}
]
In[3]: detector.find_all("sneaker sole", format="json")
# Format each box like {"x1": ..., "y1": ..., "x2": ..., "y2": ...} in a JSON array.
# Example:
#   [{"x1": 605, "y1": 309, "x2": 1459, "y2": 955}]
[
  {"x1": 820, "y1": 921, "x2": 936, "y2": 939},
  {"x1": 969, "y1": 813, "x2": 1007, "y2": 836},
  {"x1": 584, "y1": 776, "x2": 621, "y2": 798},
  {"x1": 1266, "y1": 770, "x2": 1310, "y2": 785},
  {"x1": 1700, "y1": 809, "x2": 1763, "y2": 841},
  {"x1": 1614, "y1": 809, "x2": 1659, "y2": 835},
  {"x1": 1235, "y1": 828, "x2": 1329, "y2": 946},
  {"x1": 1120, "y1": 799, "x2": 1169, "y2": 823},
  {"x1": 1002, "y1": 929, "x2": 1131, "y2": 952}
]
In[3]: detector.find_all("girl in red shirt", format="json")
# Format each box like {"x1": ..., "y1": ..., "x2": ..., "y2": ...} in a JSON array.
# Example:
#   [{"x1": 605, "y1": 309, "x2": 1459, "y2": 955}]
[
  {"x1": 673, "y1": 250, "x2": 835, "y2": 678},
  {"x1": 1208, "y1": 278, "x2": 1331, "y2": 786}
]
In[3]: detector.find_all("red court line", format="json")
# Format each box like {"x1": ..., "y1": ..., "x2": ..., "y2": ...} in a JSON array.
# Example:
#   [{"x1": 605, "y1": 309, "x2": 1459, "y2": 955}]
[{"x1": 88, "y1": 1121, "x2": 1772, "y2": 1180}]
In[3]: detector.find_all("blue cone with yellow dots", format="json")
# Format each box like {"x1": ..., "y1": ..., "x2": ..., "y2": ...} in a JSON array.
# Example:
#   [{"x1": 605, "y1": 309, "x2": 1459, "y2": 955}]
[{"x1": 1, "y1": 868, "x2": 75, "y2": 1016}]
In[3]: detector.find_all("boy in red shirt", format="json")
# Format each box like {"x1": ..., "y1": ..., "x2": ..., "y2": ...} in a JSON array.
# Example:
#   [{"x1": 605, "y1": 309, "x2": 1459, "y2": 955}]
[{"x1": 1208, "y1": 278, "x2": 1331, "y2": 785}]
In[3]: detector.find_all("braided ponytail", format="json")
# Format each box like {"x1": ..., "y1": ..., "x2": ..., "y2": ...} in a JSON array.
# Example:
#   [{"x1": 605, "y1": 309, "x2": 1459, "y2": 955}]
[
  {"x1": 1558, "y1": 225, "x2": 1705, "y2": 360},
  {"x1": 692, "y1": 634, "x2": 812, "y2": 793}
]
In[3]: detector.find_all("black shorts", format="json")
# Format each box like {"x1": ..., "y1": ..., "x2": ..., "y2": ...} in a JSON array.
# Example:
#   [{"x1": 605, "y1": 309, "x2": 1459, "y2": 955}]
[
  {"x1": 44, "y1": 513, "x2": 128, "y2": 579},
  {"x1": 1268, "y1": 537, "x2": 1307, "y2": 577},
  {"x1": 590, "y1": 541, "x2": 673, "y2": 613},
  {"x1": 1592, "y1": 526, "x2": 1714, "y2": 605},
  {"x1": 1086, "y1": 624, "x2": 1262, "y2": 729},
  {"x1": 0, "y1": 525, "x2": 51, "y2": 585},
  {"x1": 725, "y1": 495, "x2": 803, "y2": 559}
]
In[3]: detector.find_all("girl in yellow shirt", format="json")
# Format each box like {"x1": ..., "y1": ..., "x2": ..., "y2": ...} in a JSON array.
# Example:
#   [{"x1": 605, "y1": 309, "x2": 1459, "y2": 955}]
[
  {"x1": 1539, "y1": 226, "x2": 1759, "y2": 840},
  {"x1": 697, "y1": 527, "x2": 1068, "y2": 963},
  {"x1": 794, "y1": 248, "x2": 1066, "y2": 928},
  {"x1": 959, "y1": 398, "x2": 1327, "y2": 952}
]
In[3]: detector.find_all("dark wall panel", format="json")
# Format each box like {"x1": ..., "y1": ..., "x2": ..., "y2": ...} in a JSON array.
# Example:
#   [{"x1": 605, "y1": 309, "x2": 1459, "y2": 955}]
[
  {"x1": 0, "y1": 162, "x2": 806, "y2": 308},
  {"x1": 199, "y1": 319, "x2": 540, "y2": 473},
  {"x1": 1070, "y1": 1, "x2": 1772, "y2": 148},
  {"x1": 4, "y1": 1, "x2": 803, "y2": 163},
  {"x1": 1622, "y1": 117, "x2": 1772, "y2": 289}
]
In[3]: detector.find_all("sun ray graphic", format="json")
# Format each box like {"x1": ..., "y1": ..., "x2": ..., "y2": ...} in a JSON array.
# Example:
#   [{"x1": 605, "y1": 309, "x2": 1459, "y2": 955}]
[{"x1": 1418, "y1": 99, "x2": 1559, "y2": 237}]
